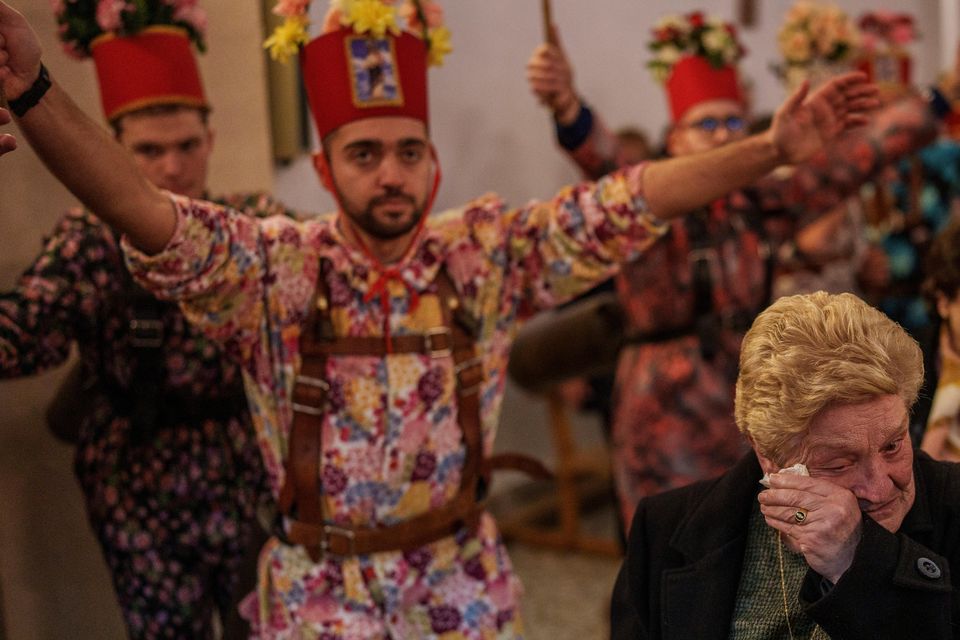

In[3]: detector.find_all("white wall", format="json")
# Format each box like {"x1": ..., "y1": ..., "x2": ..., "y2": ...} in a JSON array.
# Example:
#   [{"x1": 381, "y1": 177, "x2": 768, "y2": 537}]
[{"x1": 274, "y1": 0, "x2": 947, "y2": 215}]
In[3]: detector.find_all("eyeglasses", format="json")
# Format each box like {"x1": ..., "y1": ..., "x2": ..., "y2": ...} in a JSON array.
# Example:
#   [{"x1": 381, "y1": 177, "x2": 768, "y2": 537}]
[{"x1": 683, "y1": 116, "x2": 747, "y2": 134}]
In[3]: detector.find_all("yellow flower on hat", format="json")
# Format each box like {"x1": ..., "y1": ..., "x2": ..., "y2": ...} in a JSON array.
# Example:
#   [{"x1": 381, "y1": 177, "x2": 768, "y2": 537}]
[
  {"x1": 264, "y1": 14, "x2": 309, "y2": 63},
  {"x1": 426, "y1": 25, "x2": 452, "y2": 66},
  {"x1": 344, "y1": 0, "x2": 400, "y2": 38}
]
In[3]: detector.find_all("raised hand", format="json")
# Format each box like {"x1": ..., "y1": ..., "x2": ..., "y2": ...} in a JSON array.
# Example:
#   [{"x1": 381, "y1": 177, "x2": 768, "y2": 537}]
[
  {"x1": 0, "y1": 1, "x2": 43, "y2": 102},
  {"x1": 525, "y1": 24, "x2": 580, "y2": 124},
  {"x1": 770, "y1": 72, "x2": 880, "y2": 165},
  {"x1": 0, "y1": 105, "x2": 15, "y2": 155},
  {"x1": 758, "y1": 471, "x2": 863, "y2": 584}
]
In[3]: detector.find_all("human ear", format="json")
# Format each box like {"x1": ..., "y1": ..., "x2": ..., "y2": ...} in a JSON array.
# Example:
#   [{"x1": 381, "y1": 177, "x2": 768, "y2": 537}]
[{"x1": 312, "y1": 151, "x2": 335, "y2": 193}]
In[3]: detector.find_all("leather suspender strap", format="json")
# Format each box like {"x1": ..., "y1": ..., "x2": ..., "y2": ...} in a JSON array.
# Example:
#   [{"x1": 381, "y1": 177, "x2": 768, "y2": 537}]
[
  {"x1": 277, "y1": 264, "x2": 490, "y2": 559},
  {"x1": 285, "y1": 480, "x2": 484, "y2": 555},
  {"x1": 304, "y1": 330, "x2": 456, "y2": 357},
  {"x1": 435, "y1": 268, "x2": 484, "y2": 495}
]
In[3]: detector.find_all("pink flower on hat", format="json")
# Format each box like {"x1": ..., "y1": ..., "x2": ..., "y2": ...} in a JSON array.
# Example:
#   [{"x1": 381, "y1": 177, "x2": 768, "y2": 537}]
[
  {"x1": 400, "y1": 0, "x2": 443, "y2": 32},
  {"x1": 96, "y1": 0, "x2": 127, "y2": 32},
  {"x1": 273, "y1": 0, "x2": 310, "y2": 18}
]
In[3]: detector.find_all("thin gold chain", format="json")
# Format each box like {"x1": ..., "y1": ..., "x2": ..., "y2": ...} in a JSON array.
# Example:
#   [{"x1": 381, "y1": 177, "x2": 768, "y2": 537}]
[
  {"x1": 778, "y1": 532, "x2": 828, "y2": 640},
  {"x1": 777, "y1": 532, "x2": 796, "y2": 640}
]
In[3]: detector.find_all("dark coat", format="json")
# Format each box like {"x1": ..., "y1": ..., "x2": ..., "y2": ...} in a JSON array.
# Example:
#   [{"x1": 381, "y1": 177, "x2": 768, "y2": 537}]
[{"x1": 611, "y1": 451, "x2": 960, "y2": 639}]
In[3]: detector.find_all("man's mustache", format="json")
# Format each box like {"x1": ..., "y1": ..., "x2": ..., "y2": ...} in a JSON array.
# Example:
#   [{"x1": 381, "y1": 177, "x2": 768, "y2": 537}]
[{"x1": 370, "y1": 191, "x2": 416, "y2": 208}]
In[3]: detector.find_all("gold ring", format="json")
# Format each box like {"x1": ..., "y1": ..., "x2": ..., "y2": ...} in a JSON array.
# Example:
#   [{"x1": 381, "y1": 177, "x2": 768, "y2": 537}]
[{"x1": 794, "y1": 509, "x2": 807, "y2": 524}]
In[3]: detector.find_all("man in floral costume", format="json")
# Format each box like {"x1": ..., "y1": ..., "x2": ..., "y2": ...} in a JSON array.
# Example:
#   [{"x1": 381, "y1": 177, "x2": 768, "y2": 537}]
[
  {"x1": 527, "y1": 9, "x2": 952, "y2": 531},
  {"x1": 0, "y1": 0, "x2": 880, "y2": 636},
  {"x1": 0, "y1": 5, "x2": 293, "y2": 638}
]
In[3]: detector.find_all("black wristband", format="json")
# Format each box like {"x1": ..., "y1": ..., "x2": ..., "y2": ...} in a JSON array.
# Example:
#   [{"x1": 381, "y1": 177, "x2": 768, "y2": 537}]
[
  {"x1": 8, "y1": 63, "x2": 51, "y2": 118},
  {"x1": 555, "y1": 102, "x2": 593, "y2": 151},
  {"x1": 925, "y1": 85, "x2": 952, "y2": 121}
]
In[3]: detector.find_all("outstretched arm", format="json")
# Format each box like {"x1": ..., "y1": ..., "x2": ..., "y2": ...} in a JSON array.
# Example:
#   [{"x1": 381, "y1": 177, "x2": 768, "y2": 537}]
[
  {"x1": 0, "y1": 1, "x2": 175, "y2": 253},
  {"x1": 643, "y1": 72, "x2": 879, "y2": 221},
  {"x1": 0, "y1": 105, "x2": 15, "y2": 155}
]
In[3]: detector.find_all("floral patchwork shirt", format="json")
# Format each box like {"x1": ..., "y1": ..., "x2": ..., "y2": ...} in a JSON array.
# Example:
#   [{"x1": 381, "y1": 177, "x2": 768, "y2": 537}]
[{"x1": 125, "y1": 163, "x2": 665, "y2": 636}]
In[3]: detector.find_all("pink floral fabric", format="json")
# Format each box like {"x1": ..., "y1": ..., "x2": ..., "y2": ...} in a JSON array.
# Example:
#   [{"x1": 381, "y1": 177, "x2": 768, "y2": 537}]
[
  {"x1": 0, "y1": 191, "x2": 291, "y2": 638},
  {"x1": 125, "y1": 164, "x2": 666, "y2": 638}
]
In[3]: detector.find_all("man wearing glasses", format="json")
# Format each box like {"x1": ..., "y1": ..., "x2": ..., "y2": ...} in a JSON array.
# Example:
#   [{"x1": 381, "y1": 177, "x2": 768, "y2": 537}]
[{"x1": 525, "y1": 13, "x2": 946, "y2": 532}]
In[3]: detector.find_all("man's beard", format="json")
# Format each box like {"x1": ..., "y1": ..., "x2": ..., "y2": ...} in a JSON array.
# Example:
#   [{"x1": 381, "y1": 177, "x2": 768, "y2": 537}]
[{"x1": 341, "y1": 187, "x2": 425, "y2": 240}]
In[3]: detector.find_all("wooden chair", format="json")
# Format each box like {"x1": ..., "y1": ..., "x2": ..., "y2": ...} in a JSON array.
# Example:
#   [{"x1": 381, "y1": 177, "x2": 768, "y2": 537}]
[{"x1": 493, "y1": 388, "x2": 621, "y2": 556}]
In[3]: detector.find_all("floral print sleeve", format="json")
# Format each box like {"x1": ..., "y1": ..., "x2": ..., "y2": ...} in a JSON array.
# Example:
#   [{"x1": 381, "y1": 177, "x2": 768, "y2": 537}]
[
  {"x1": 459, "y1": 163, "x2": 666, "y2": 316},
  {"x1": 0, "y1": 209, "x2": 115, "y2": 375}
]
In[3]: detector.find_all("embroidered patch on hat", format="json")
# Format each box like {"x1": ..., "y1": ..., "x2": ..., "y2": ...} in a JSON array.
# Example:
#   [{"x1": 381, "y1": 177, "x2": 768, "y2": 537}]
[{"x1": 347, "y1": 36, "x2": 405, "y2": 108}]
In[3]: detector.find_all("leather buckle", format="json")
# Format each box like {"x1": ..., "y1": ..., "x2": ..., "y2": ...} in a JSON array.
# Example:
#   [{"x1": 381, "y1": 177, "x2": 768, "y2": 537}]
[
  {"x1": 272, "y1": 514, "x2": 293, "y2": 546},
  {"x1": 322, "y1": 523, "x2": 357, "y2": 556},
  {"x1": 424, "y1": 327, "x2": 452, "y2": 358},
  {"x1": 292, "y1": 375, "x2": 329, "y2": 416},
  {"x1": 129, "y1": 318, "x2": 164, "y2": 348},
  {"x1": 454, "y1": 357, "x2": 484, "y2": 395},
  {"x1": 688, "y1": 247, "x2": 719, "y2": 267}
]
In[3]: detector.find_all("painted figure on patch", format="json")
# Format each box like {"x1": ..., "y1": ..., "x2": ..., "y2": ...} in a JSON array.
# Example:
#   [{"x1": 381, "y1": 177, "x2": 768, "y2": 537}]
[{"x1": 350, "y1": 37, "x2": 400, "y2": 104}]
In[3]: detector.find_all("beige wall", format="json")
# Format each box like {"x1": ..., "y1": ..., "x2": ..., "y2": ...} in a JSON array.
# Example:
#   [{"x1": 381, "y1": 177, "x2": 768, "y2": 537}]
[
  {"x1": 0, "y1": 2, "x2": 274, "y2": 637},
  {"x1": 275, "y1": 0, "x2": 948, "y2": 215}
]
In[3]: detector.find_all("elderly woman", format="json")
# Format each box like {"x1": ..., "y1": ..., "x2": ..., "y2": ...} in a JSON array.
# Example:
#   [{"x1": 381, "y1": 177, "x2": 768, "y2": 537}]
[{"x1": 611, "y1": 291, "x2": 960, "y2": 640}]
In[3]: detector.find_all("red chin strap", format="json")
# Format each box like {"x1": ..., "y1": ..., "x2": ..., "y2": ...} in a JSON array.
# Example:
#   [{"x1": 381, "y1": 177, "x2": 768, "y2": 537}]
[{"x1": 328, "y1": 144, "x2": 443, "y2": 353}]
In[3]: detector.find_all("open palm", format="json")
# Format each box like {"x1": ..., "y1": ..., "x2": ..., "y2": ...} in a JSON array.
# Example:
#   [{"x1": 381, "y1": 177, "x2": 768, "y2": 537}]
[{"x1": 771, "y1": 72, "x2": 880, "y2": 165}]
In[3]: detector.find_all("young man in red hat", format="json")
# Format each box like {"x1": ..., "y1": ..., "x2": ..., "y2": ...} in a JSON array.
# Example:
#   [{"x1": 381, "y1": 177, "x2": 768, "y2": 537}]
[
  {"x1": 526, "y1": 11, "x2": 955, "y2": 534},
  {"x1": 0, "y1": 0, "x2": 880, "y2": 635},
  {"x1": 0, "y1": 4, "x2": 295, "y2": 637}
]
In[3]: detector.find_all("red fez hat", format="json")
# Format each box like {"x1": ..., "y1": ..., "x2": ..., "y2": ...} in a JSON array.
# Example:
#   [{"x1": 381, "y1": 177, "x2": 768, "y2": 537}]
[
  {"x1": 91, "y1": 26, "x2": 208, "y2": 122},
  {"x1": 666, "y1": 55, "x2": 743, "y2": 123},
  {"x1": 300, "y1": 27, "x2": 429, "y2": 141}
]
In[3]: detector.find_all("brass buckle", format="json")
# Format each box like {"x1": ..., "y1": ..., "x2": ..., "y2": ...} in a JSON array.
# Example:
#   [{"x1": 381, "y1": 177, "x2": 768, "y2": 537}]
[
  {"x1": 322, "y1": 522, "x2": 357, "y2": 556},
  {"x1": 129, "y1": 318, "x2": 163, "y2": 348},
  {"x1": 296, "y1": 375, "x2": 330, "y2": 390},
  {"x1": 424, "y1": 327, "x2": 452, "y2": 358}
]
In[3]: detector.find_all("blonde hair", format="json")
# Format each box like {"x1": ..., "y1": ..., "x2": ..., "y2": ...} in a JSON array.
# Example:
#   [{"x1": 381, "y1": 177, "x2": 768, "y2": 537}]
[{"x1": 735, "y1": 292, "x2": 922, "y2": 464}]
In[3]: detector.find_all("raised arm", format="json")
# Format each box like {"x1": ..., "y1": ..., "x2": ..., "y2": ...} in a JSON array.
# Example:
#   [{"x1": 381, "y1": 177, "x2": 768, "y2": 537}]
[
  {"x1": 642, "y1": 72, "x2": 879, "y2": 221},
  {"x1": 526, "y1": 24, "x2": 621, "y2": 180},
  {"x1": 0, "y1": 1, "x2": 174, "y2": 254}
]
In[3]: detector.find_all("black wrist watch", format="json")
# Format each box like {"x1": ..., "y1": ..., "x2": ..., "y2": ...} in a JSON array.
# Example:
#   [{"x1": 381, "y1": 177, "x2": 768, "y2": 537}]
[{"x1": 8, "y1": 63, "x2": 51, "y2": 118}]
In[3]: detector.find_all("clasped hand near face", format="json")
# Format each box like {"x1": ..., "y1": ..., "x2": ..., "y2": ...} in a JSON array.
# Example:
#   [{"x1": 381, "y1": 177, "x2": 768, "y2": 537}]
[
  {"x1": 0, "y1": 106, "x2": 15, "y2": 155},
  {"x1": 756, "y1": 394, "x2": 916, "y2": 586},
  {"x1": 759, "y1": 471, "x2": 863, "y2": 585}
]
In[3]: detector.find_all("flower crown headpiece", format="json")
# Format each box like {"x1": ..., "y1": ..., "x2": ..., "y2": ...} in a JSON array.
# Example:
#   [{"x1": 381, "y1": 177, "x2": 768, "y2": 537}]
[
  {"x1": 647, "y1": 11, "x2": 745, "y2": 84},
  {"x1": 265, "y1": 0, "x2": 451, "y2": 66},
  {"x1": 777, "y1": 1, "x2": 860, "y2": 69},
  {"x1": 858, "y1": 11, "x2": 917, "y2": 53},
  {"x1": 51, "y1": 0, "x2": 208, "y2": 60}
]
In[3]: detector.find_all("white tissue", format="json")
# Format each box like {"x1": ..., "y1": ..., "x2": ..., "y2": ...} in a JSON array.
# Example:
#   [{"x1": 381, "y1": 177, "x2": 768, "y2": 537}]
[{"x1": 759, "y1": 462, "x2": 809, "y2": 488}]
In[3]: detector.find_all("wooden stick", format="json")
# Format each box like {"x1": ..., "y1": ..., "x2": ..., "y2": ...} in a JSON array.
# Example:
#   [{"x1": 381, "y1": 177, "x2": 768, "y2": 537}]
[{"x1": 542, "y1": 0, "x2": 556, "y2": 45}]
